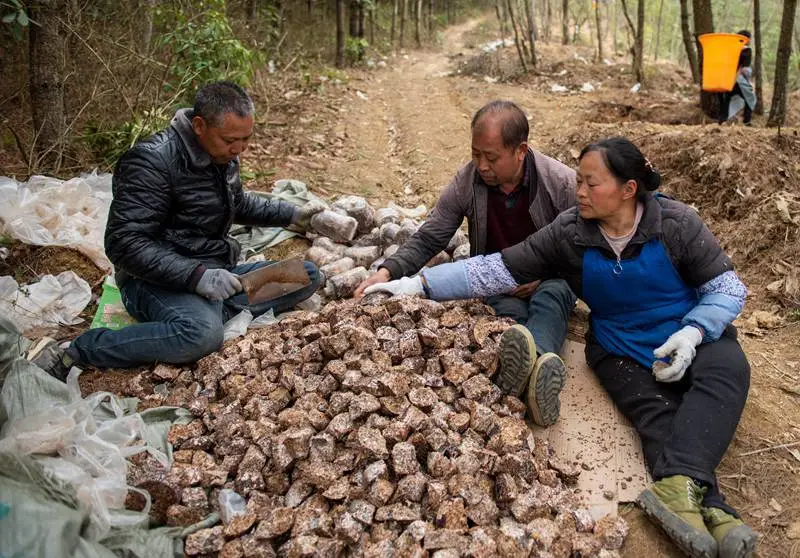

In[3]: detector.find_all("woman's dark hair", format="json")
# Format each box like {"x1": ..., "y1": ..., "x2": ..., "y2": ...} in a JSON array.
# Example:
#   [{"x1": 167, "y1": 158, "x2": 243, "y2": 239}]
[{"x1": 578, "y1": 137, "x2": 661, "y2": 201}]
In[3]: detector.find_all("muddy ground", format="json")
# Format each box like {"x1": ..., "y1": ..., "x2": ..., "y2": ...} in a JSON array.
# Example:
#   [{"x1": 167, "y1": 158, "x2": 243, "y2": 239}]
[{"x1": 4, "y1": 15, "x2": 800, "y2": 558}]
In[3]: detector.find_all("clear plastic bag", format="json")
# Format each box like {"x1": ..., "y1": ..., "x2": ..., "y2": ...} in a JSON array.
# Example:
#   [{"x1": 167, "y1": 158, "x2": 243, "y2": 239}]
[
  {"x1": 0, "y1": 368, "x2": 152, "y2": 540},
  {"x1": 218, "y1": 489, "x2": 247, "y2": 524},
  {"x1": 223, "y1": 309, "x2": 253, "y2": 341},
  {"x1": 0, "y1": 172, "x2": 113, "y2": 272}
]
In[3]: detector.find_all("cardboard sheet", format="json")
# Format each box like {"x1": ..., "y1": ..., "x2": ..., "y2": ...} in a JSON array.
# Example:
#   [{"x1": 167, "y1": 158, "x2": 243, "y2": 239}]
[{"x1": 531, "y1": 340, "x2": 651, "y2": 518}]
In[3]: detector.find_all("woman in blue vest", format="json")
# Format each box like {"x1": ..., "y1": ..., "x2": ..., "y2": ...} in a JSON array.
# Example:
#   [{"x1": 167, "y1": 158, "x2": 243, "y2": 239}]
[{"x1": 364, "y1": 137, "x2": 756, "y2": 558}]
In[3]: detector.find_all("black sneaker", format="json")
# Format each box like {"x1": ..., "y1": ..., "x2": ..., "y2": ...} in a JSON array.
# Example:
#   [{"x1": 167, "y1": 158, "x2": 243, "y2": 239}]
[{"x1": 26, "y1": 337, "x2": 74, "y2": 382}]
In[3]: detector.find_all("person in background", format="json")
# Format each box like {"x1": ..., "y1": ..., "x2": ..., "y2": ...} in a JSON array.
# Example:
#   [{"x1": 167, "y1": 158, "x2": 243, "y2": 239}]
[
  {"x1": 365, "y1": 137, "x2": 757, "y2": 558},
  {"x1": 719, "y1": 30, "x2": 756, "y2": 126},
  {"x1": 354, "y1": 100, "x2": 577, "y2": 427},
  {"x1": 28, "y1": 81, "x2": 323, "y2": 377}
]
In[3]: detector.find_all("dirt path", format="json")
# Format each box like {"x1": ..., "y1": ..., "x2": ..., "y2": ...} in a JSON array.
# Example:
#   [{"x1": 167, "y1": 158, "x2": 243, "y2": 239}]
[
  {"x1": 295, "y1": 18, "x2": 800, "y2": 558},
  {"x1": 319, "y1": 18, "x2": 594, "y2": 211}
]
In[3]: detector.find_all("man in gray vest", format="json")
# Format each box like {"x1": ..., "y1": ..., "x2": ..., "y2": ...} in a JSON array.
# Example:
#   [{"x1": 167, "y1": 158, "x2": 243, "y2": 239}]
[{"x1": 356, "y1": 100, "x2": 577, "y2": 427}]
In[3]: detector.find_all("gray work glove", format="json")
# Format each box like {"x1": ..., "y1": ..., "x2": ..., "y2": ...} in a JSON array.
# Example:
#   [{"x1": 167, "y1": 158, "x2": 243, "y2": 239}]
[
  {"x1": 196, "y1": 268, "x2": 242, "y2": 301},
  {"x1": 291, "y1": 200, "x2": 327, "y2": 230}
]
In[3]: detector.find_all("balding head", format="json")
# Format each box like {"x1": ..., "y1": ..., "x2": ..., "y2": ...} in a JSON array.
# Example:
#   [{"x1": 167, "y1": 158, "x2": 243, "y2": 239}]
[{"x1": 471, "y1": 100, "x2": 529, "y2": 149}]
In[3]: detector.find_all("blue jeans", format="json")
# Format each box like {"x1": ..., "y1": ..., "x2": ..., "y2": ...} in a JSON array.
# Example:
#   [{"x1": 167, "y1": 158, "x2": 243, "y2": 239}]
[
  {"x1": 71, "y1": 261, "x2": 321, "y2": 369},
  {"x1": 484, "y1": 279, "x2": 576, "y2": 355}
]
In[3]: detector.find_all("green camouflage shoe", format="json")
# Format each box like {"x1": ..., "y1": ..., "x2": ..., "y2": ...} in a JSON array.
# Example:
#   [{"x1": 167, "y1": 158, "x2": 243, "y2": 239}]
[
  {"x1": 638, "y1": 475, "x2": 717, "y2": 558},
  {"x1": 525, "y1": 352, "x2": 566, "y2": 427},
  {"x1": 703, "y1": 506, "x2": 757, "y2": 558}
]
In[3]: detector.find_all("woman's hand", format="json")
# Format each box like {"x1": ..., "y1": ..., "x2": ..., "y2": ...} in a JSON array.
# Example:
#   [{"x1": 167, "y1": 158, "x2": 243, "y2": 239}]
[
  {"x1": 652, "y1": 326, "x2": 703, "y2": 382},
  {"x1": 363, "y1": 276, "x2": 425, "y2": 297},
  {"x1": 354, "y1": 268, "x2": 392, "y2": 298}
]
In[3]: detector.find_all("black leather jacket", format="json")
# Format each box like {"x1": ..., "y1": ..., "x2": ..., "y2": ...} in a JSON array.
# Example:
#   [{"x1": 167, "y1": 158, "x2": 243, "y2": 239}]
[{"x1": 105, "y1": 109, "x2": 297, "y2": 290}]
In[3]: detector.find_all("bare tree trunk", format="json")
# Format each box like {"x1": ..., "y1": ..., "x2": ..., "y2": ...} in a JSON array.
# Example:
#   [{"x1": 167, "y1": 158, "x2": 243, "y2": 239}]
[
  {"x1": 594, "y1": 0, "x2": 603, "y2": 60},
  {"x1": 767, "y1": 0, "x2": 797, "y2": 126},
  {"x1": 620, "y1": 0, "x2": 643, "y2": 81},
  {"x1": 349, "y1": 1, "x2": 359, "y2": 37},
  {"x1": 428, "y1": 0, "x2": 434, "y2": 34},
  {"x1": 415, "y1": 0, "x2": 422, "y2": 46},
  {"x1": 400, "y1": 0, "x2": 407, "y2": 48},
  {"x1": 392, "y1": 0, "x2": 398, "y2": 45},
  {"x1": 246, "y1": 0, "x2": 257, "y2": 23},
  {"x1": 140, "y1": 0, "x2": 157, "y2": 55},
  {"x1": 524, "y1": 0, "x2": 538, "y2": 66},
  {"x1": 561, "y1": 0, "x2": 569, "y2": 44},
  {"x1": 692, "y1": 0, "x2": 715, "y2": 116},
  {"x1": 336, "y1": 0, "x2": 346, "y2": 67},
  {"x1": 29, "y1": 0, "x2": 67, "y2": 170},
  {"x1": 653, "y1": 0, "x2": 664, "y2": 60},
  {"x1": 505, "y1": 0, "x2": 529, "y2": 72},
  {"x1": 496, "y1": 0, "x2": 508, "y2": 43},
  {"x1": 545, "y1": 0, "x2": 552, "y2": 41},
  {"x1": 753, "y1": 0, "x2": 764, "y2": 114},
  {"x1": 358, "y1": 1, "x2": 366, "y2": 37},
  {"x1": 680, "y1": 0, "x2": 700, "y2": 83},
  {"x1": 369, "y1": 2, "x2": 375, "y2": 44},
  {"x1": 635, "y1": 0, "x2": 644, "y2": 80},
  {"x1": 614, "y1": 0, "x2": 618, "y2": 53}
]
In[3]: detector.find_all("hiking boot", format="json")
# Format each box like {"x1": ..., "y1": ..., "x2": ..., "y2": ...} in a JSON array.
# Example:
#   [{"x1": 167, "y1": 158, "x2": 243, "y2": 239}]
[
  {"x1": 703, "y1": 507, "x2": 757, "y2": 558},
  {"x1": 526, "y1": 352, "x2": 566, "y2": 426},
  {"x1": 638, "y1": 475, "x2": 717, "y2": 558},
  {"x1": 495, "y1": 325, "x2": 537, "y2": 398},
  {"x1": 26, "y1": 337, "x2": 75, "y2": 382}
]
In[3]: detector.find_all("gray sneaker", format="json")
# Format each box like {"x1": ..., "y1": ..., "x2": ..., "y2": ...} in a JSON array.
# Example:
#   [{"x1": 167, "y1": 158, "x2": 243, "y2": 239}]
[
  {"x1": 26, "y1": 337, "x2": 74, "y2": 382},
  {"x1": 496, "y1": 325, "x2": 537, "y2": 398}
]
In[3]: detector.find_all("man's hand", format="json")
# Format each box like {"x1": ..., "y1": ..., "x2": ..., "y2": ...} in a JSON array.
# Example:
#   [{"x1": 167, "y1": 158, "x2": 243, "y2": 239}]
[
  {"x1": 291, "y1": 200, "x2": 327, "y2": 230},
  {"x1": 363, "y1": 276, "x2": 425, "y2": 298},
  {"x1": 511, "y1": 280, "x2": 541, "y2": 299},
  {"x1": 652, "y1": 325, "x2": 703, "y2": 382},
  {"x1": 196, "y1": 269, "x2": 242, "y2": 301},
  {"x1": 354, "y1": 268, "x2": 392, "y2": 298}
]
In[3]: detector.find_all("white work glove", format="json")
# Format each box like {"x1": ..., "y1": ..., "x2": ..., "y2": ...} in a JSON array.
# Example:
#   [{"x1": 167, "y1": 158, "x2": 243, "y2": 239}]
[
  {"x1": 196, "y1": 268, "x2": 242, "y2": 301},
  {"x1": 652, "y1": 325, "x2": 704, "y2": 383},
  {"x1": 363, "y1": 275, "x2": 426, "y2": 297},
  {"x1": 291, "y1": 200, "x2": 327, "y2": 230}
]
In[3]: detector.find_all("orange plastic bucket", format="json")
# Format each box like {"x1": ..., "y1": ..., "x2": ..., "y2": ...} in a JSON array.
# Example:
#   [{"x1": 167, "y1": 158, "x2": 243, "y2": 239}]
[{"x1": 698, "y1": 33, "x2": 750, "y2": 92}]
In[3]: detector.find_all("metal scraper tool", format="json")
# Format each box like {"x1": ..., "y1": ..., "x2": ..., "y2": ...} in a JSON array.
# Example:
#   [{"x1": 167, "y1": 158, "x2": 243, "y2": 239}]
[{"x1": 237, "y1": 258, "x2": 311, "y2": 305}]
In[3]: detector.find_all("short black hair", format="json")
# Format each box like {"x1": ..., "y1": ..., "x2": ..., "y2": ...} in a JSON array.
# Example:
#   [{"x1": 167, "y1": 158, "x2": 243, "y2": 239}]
[
  {"x1": 471, "y1": 100, "x2": 529, "y2": 149},
  {"x1": 579, "y1": 137, "x2": 661, "y2": 202},
  {"x1": 737, "y1": 29, "x2": 751, "y2": 38},
  {"x1": 193, "y1": 81, "x2": 254, "y2": 127}
]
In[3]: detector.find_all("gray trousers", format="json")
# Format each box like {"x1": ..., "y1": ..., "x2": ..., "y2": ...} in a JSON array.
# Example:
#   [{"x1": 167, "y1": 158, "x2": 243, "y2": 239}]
[{"x1": 485, "y1": 279, "x2": 577, "y2": 355}]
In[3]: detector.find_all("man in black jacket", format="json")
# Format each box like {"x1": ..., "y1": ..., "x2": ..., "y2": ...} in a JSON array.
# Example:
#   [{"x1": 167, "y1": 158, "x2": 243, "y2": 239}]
[{"x1": 30, "y1": 81, "x2": 322, "y2": 375}]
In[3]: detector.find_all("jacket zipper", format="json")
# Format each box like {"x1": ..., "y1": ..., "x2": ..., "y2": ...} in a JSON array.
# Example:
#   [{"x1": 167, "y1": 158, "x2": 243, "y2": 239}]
[
  {"x1": 613, "y1": 254, "x2": 623, "y2": 275},
  {"x1": 215, "y1": 164, "x2": 234, "y2": 237}
]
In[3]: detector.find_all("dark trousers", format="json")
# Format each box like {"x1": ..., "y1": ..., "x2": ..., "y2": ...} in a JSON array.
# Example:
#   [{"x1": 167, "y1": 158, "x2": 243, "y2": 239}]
[
  {"x1": 72, "y1": 260, "x2": 321, "y2": 369},
  {"x1": 485, "y1": 279, "x2": 577, "y2": 355},
  {"x1": 585, "y1": 326, "x2": 750, "y2": 515},
  {"x1": 718, "y1": 86, "x2": 753, "y2": 124}
]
